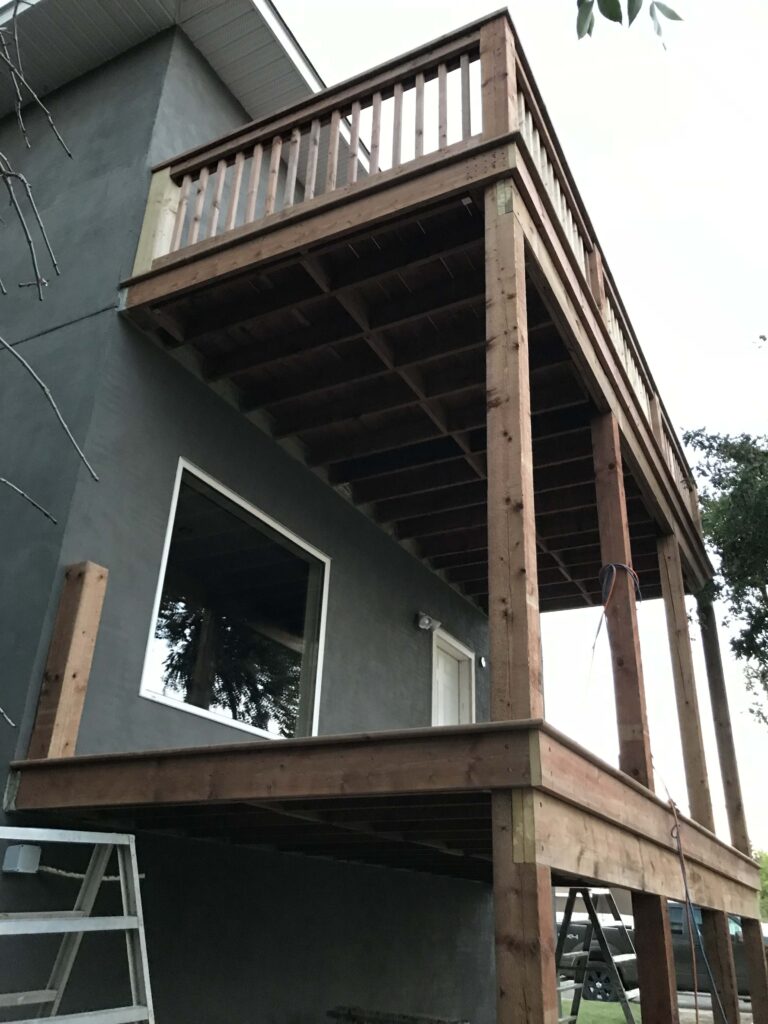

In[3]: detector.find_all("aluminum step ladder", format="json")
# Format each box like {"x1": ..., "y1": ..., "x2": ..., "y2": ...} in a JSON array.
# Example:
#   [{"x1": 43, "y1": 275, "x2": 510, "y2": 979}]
[
  {"x1": 555, "y1": 887, "x2": 638, "y2": 1024},
  {"x1": 0, "y1": 826, "x2": 154, "y2": 1023}
]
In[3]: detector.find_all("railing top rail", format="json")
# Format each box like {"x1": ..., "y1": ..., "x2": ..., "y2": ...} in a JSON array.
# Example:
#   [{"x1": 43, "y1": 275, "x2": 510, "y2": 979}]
[{"x1": 157, "y1": 11, "x2": 501, "y2": 180}]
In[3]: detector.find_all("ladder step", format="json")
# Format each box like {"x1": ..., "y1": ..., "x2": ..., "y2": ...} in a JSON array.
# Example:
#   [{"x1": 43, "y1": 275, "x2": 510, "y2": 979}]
[
  {"x1": 623, "y1": 989, "x2": 641, "y2": 1001},
  {"x1": 0, "y1": 915, "x2": 138, "y2": 936},
  {"x1": 558, "y1": 1018, "x2": 578, "y2": 1024},
  {"x1": 559, "y1": 951, "x2": 589, "y2": 963},
  {"x1": 587, "y1": 888, "x2": 611, "y2": 895},
  {"x1": 556, "y1": 982, "x2": 582, "y2": 994},
  {"x1": 0, "y1": 990, "x2": 57, "y2": 1009},
  {"x1": 14, "y1": 1006, "x2": 149, "y2": 1024},
  {"x1": 612, "y1": 953, "x2": 637, "y2": 963}
]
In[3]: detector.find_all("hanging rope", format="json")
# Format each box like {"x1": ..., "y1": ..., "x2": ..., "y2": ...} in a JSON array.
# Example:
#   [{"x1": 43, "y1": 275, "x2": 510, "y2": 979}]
[{"x1": 586, "y1": 563, "x2": 643, "y2": 687}]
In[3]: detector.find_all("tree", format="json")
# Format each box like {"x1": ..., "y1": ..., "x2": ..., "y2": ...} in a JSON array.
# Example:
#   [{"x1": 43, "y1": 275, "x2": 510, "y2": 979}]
[
  {"x1": 684, "y1": 429, "x2": 768, "y2": 725},
  {"x1": 756, "y1": 850, "x2": 768, "y2": 920},
  {"x1": 577, "y1": 0, "x2": 682, "y2": 40}
]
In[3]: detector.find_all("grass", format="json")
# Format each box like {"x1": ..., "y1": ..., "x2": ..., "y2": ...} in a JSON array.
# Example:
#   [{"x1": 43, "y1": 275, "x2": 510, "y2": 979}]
[{"x1": 564, "y1": 1001, "x2": 642, "y2": 1023}]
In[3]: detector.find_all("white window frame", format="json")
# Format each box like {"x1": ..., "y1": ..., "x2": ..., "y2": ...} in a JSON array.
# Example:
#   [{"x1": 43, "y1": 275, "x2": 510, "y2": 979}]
[
  {"x1": 431, "y1": 628, "x2": 476, "y2": 726},
  {"x1": 138, "y1": 457, "x2": 330, "y2": 740}
]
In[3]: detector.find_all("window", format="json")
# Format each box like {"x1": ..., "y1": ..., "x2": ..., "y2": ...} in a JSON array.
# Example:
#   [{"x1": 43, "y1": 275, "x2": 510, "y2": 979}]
[
  {"x1": 431, "y1": 630, "x2": 475, "y2": 726},
  {"x1": 140, "y1": 463, "x2": 329, "y2": 739}
]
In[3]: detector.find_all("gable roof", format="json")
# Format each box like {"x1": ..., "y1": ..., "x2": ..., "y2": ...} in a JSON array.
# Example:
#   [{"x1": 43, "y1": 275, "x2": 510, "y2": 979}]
[{"x1": 0, "y1": 0, "x2": 324, "y2": 120}]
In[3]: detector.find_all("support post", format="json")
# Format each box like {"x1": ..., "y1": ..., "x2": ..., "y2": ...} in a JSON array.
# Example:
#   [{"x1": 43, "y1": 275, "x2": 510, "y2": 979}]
[
  {"x1": 491, "y1": 792, "x2": 558, "y2": 1024},
  {"x1": 485, "y1": 181, "x2": 542, "y2": 721},
  {"x1": 479, "y1": 14, "x2": 517, "y2": 140},
  {"x1": 591, "y1": 412, "x2": 680, "y2": 1023},
  {"x1": 658, "y1": 535, "x2": 740, "y2": 1023},
  {"x1": 698, "y1": 597, "x2": 768, "y2": 1023},
  {"x1": 27, "y1": 562, "x2": 108, "y2": 760}
]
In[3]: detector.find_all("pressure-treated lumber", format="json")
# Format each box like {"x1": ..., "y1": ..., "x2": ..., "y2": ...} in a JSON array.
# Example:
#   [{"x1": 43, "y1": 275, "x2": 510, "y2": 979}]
[
  {"x1": 491, "y1": 791, "x2": 558, "y2": 1024},
  {"x1": 657, "y1": 536, "x2": 740, "y2": 1021},
  {"x1": 591, "y1": 413, "x2": 680, "y2": 1020},
  {"x1": 27, "y1": 563, "x2": 108, "y2": 760},
  {"x1": 743, "y1": 918, "x2": 768, "y2": 1024},
  {"x1": 591, "y1": 412, "x2": 653, "y2": 786},
  {"x1": 657, "y1": 534, "x2": 715, "y2": 827},
  {"x1": 479, "y1": 16, "x2": 517, "y2": 139},
  {"x1": 485, "y1": 180, "x2": 542, "y2": 720},
  {"x1": 699, "y1": 911, "x2": 741, "y2": 1024},
  {"x1": 696, "y1": 598, "x2": 751, "y2": 852}
]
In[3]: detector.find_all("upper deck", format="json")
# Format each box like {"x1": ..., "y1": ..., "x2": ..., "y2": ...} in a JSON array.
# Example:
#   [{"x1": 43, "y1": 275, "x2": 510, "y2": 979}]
[{"x1": 123, "y1": 10, "x2": 710, "y2": 606}]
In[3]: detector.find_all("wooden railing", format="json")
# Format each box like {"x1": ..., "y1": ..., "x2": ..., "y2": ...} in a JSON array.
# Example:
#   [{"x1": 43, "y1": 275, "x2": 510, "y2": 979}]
[
  {"x1": 149, "y1": 33, "x2": 483, "y2": 260},
  {"x1": 130, "y1": 12, "x2": 700, "y2": 534}
]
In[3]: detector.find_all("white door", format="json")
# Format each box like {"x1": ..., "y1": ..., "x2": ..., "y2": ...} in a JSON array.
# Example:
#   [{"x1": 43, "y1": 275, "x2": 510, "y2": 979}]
[{"x1": 432, "y1": 631, "x2": 475, "y2": 726}]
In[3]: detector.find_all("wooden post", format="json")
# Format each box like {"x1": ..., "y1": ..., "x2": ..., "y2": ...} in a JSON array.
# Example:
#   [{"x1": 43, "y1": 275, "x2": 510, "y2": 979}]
[
  {"x1": 27, "y1": 563, "x2": 108, "y2": 760},
  {"x1": 657, "y1": 537, "x2": 740, "y2": 1022},
  {"x1": 586, "y1": 247, "x2": 607, "y2": 311},
  {"x1": 485, "y1": 181, "x2": 542, "y2": 721},
  {"x1": 657, "y1": 534, "x2": 714, "y2": 825},
  {"x1": 492, "y1": 792, "x2": 558, "y2": 1024},
  {"x1": 591, "y1": 412, "x2": 680, "y2": 1022},
  {"x1": 698, "y1": 597, "x2": 768, "y2": 1023},
  {"x1": 591, "y1": 412, "x2": 653, "y2": 786},
  {"x1": 131, "y1": 168, "x2": 181, "y2": 275},
  {"x1": 479, "y1": 15, "x2": 517, "y2": 140}
]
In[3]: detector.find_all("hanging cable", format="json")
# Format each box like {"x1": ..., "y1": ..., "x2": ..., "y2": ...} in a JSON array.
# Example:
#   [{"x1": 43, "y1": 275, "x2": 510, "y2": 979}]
[{"x1": 586, "y1": 563, "x2": 643, "y2": 686}]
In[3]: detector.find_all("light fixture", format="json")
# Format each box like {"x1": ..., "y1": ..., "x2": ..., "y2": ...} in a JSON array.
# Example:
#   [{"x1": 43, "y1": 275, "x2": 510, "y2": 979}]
[{"x1": 416, "y1": 612, "x2": 441, "y2": 632}]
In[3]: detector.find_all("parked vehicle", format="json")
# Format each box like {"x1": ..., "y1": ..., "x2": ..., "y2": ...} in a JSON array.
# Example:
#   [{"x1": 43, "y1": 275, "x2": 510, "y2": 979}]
[{"x1": 560, "y1": 902, "x2": 763, "y2": 1001}]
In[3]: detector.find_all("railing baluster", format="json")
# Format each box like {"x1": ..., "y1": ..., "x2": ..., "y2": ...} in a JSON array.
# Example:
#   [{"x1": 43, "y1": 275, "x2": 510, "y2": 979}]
[
  {"x1": 370, "y1": 92, "x2": 382, "y2": 174},
  {"x1": 415, "y1": 72, "x2": 425, "y2": 158},
  {"x1": 225, "y1": 151, "x2": 245, "y2": 232},
  {"x1": 207, "y1": 158, "x2": 227, "y2": 238},
  {"x1": 188, "y1": 166, "x2": 209, "y2": 245},
  {"x1": 326, "y1": 109, "x2": 341, "y2": 192},
  {"x1": 304, "y1": 119, "x2": 321, "y2": 201},
  {"x1": 283, "y1": 127, "x2": 301, "y2": 207},
  {"x1": 438, "y1": 62, "x2": 448, "y2": 149},
  {"x1": 392, "y1": 82, "x2": 403, "y2": 167},
  {"x1": 264, "y1": 136, "x2": 283, "y2": 215},
  {"x1": 245, "y1": 143, "x2": 263, "y2": 224},
  {"x1": 460, "y1": 54, "x2": 471, "y2": 139},
  {"x1": 170, "y1": 174, "x2": 191, "y2": 252},
  {"x1": 347, "y1": 101, "x2": 361, "y2": 185}
]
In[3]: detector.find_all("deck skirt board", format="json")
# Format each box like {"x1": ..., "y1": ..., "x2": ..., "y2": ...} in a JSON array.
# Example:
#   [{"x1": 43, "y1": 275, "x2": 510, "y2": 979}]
[{"x1": 7, "y1": 722, "x2": 758, "y2": 911}]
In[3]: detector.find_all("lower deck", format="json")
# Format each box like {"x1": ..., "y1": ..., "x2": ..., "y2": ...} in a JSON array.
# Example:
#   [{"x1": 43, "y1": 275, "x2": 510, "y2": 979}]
[{"x1": 6, "y1": 721, "x2": 759, "y2": 919}]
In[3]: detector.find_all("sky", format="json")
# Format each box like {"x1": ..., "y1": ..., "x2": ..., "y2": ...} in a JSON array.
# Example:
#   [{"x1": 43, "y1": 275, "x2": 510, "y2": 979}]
[{"x1": 275, "y1": 0, "x2": 768, "y2": 849}]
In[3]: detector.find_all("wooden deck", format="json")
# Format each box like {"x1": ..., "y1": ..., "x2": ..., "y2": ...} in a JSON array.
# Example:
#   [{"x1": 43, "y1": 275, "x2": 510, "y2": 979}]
[
  {"x1": 122, "y1": 11, "x2": 710, "y2": 611},
  {"x1": 6, "y1": 722, "x2": 760, "y2": 919}
]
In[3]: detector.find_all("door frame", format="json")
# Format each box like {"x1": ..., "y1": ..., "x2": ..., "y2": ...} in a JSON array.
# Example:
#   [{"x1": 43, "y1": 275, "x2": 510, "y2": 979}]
[{"x1": 431, "y1": 628, "x2": 476, "y2": 726}]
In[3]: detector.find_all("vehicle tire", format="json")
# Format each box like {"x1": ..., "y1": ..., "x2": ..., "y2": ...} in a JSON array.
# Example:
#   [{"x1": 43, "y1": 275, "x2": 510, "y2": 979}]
[{"x1": 583, "y1": 962, "x2": 619, "y2": 1002}]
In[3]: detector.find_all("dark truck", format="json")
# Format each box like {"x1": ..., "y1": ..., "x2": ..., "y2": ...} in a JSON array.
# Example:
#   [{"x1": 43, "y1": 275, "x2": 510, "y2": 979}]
[{"x1": 561, "y1": 903, "x2": 758, "y2": 1001}]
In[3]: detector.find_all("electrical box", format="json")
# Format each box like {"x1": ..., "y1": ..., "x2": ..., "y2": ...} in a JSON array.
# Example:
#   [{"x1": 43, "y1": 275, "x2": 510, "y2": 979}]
[{"x1": 2, "y1": 844, "x2": 41, "y2": 874}]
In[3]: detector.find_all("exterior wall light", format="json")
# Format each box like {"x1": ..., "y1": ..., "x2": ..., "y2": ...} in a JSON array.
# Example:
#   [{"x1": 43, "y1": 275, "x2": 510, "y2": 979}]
[{"x1": 416, "y1": 612, "x2": 441, "y2": 632}]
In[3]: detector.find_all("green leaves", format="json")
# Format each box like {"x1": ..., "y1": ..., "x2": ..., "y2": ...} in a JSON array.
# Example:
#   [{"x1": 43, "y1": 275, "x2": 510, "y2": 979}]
[
  {"x1": 597, "y1": 0, "x2": 623, "y2": 22},
  {"x1": 577, "y1": 0, "x2": 682, "y2": 39},
  {"x1": 654, "y1": 2, "x2": 683, "y2": 20},
  {"x1": 576, "y1": 0, "x2": 596, "y2": 39}
]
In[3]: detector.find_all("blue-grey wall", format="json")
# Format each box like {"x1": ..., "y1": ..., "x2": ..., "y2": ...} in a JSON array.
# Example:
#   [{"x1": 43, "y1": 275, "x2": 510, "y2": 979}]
[{"x1": 0, "y1": 28, "x2": 495, "y2": 1024}]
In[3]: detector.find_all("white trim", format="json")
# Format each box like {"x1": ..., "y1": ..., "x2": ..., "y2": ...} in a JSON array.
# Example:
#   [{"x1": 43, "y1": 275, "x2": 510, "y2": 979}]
[
  {"x1": 431, "y1": 628, "x2": 476, "y2": 727},
  {"x1": 252, "y1": 0, "x2": 324, "y2": 95},
  {"x1": 138, "y1": 457, "x2": 330, "y2": 741}
]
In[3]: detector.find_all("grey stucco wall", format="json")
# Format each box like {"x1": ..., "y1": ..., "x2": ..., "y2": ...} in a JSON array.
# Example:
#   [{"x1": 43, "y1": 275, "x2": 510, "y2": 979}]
[
  {"x1": 0, "y1": 832, "x2": 495, "y2": 1024},
  {"x1": 0, "y1": 33, "x2": 177, "y2": 774}
]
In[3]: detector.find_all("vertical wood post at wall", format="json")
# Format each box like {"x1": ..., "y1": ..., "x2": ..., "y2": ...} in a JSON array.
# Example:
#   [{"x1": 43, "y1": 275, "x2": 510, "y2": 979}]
[
  {"x1": 482, "y1": 17, "x2": 555, "y2": 1016},
  {"x1": 698, "y1": 597, "x2": 768, "y2": 1023},
  {"x1": 657, "y1": 534, "x2": 740, "y2": 1024},
  {"x1": 27, "y1": 562, "x2": 108, "y2": 760},
  {"x1": 591, "y1": 412, "x2": 680, "y2": 1023}
]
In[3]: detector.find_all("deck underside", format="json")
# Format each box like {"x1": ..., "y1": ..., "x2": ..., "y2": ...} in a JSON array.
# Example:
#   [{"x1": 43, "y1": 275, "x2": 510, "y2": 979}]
[
  {"x1": 124, "y1": 187, "x2": 671, "y2": 613},
  {"x1": 7, "y1": 722, "x2": 759, "y2": 917}
]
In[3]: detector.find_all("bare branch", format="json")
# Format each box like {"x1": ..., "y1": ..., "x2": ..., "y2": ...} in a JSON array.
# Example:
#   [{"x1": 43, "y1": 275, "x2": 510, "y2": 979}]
[
  {"x1": 0, "y1": 475, "x2": 56, "y2": 524},
  {"x1": 0, "y1": 333, "x2": 99, "y2": 480},
  {"x1": 0, "y1": 42, "x2": 71, "y2": 157}
]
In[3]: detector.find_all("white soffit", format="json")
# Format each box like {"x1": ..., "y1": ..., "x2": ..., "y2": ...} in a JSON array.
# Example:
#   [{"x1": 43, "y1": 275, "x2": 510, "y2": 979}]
[{"x1": 0, "y1": 0, "x2": 323, "y2": 120}]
